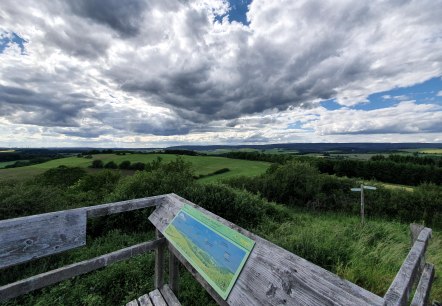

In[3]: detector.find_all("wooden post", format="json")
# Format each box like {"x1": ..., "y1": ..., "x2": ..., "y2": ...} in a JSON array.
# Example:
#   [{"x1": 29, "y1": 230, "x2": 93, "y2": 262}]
[
  {"x1": 410, "y1": 223, "x2": 424, "y2": 245},
  {"x1": 155, "y1": 229, "x2": 165, "y2": 289},
  {"x1": 360, "y1": 184, "x2": 365, "y2": 225},
  {"x1": 169, "y1": 245, "x2": 180, "y2": 296}
]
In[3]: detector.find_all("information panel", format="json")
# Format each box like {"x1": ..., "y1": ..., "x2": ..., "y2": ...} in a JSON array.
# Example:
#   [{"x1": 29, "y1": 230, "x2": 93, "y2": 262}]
[{"x1": 164, "y1": 204, "x2": 255, "y2": 299}]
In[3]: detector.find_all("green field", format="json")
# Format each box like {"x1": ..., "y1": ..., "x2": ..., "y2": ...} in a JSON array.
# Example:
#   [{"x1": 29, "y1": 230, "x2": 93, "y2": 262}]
[
  {"x1": 399, "y1": 148, "x2": 442, "y2": 154},
  {"x1": 0, "y1": 161, "x2": 19, "y2": 169},
  {"x1": 0, "y1": 154, "x2": 270, "y2": 182},
  {"x1": 380, "y1": 182, "x2": 414, "y2": 192},
  {"x1": 199, "y1": 148, "x2": 299, "y2": 155}
]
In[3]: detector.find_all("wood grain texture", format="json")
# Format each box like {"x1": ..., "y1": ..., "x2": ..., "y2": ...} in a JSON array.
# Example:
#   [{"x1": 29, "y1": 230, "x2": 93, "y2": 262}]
[
  {"x1": 149, "y1": 193, "x2": 384, "y2": 306},
  {"x1": 410, "y1": 224, "x2": 425, "y2": 245},
  {"x1": 168, "y1": 247, "x2": 180, "y2": 295},
  {"x1": 155, "y1": 230, "x2": 165, "y2": 289},
  {"x1": 85, "y1": 195, "x2": 168, "y2": 218},
  {"x1": 160, "y1": 284, "x2": 181, "y2": 306},
  {"x1": 383, "y1": 228, "x2": 432, "y2": 306},
  {"x1": 126, "y1": 300, "x2": 139, "y2": 306},
  {"x1": 0, "y1": 238, "x2": 165, "y2": 302},
  {"x1": 0, "y1": 210, "x2": 86, "y2": 269},
  {"x1": 410, "y1": 263, "x2": 435, "y2": 306},
  {"x1": 138, "y1": 294, "x2": 154, "y2": 306},
  {"x1": 149, "y1": 288, "x2": 167, "y2": 306}
]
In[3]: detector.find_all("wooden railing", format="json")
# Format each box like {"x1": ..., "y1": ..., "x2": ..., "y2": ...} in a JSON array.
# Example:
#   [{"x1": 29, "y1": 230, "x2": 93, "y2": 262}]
[
  {"x1": 0, "y1": 194, "x2": 436, "y2": 305},
  {"x1": 383, "y1": 224, "x2": 435, "y2": 306},
  {"x1": 0, "y1": 195, "x2": 176, "y2": 302}
]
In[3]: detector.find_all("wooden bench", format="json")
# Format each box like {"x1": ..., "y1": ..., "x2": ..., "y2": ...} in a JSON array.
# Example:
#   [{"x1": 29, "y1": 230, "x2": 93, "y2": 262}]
[
  {"x1": 0, "y1": 193, "x2": 436, "y2": 306},
  {"x1": 126, "y1": 284, "x2": 181, "y2": 306}
]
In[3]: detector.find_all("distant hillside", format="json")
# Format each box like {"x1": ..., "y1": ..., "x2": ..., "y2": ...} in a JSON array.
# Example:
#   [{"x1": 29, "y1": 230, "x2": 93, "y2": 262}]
[{"x1": 166, "y1": 143, "x2": 442, "y2": 153}]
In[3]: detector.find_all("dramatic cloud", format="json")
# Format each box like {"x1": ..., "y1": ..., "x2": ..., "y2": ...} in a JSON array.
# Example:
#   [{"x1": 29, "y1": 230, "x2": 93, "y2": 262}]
[
  {"x1": 303, "y1": 102, "x2": 442, "y2": 135},
  {"x1": 0, "y1": 0, "x2": 441, "y2": 146}
]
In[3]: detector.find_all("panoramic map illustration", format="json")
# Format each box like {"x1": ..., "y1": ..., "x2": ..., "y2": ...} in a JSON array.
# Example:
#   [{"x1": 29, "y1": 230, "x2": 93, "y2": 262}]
[{"x1": 164, "y1": 205, "x2": 255, "y2": 299}]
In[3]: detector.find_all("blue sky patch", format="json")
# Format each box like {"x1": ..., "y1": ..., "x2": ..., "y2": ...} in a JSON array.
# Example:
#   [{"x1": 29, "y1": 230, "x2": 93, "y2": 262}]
[
  {"x1": 320, "y1": 99, "x2": 342, "y2": 110},
  {"x1": 215, "y1": 0, "x2": 252, "y2": 25},
  {"x1": 320, "y1": 77, "x2": 442, "y2": 111},
  {"x1": 354, "y1": 77, "x2": 442, "y2": 111},
  {"x1": 0, "y1": 32, "x2": 27, "y2": 54}
]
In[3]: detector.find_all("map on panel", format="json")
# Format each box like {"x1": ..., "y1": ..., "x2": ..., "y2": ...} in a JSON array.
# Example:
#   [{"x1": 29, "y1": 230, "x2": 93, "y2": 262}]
[{"x1": 164, "y1": 204, "x2": 255, "y2": 300}]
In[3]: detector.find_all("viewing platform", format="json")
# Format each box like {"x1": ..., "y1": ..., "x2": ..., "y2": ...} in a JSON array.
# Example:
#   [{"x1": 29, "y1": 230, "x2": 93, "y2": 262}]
[{"x1": 0, "y1": 194, "x2": 435, "y2": 305}]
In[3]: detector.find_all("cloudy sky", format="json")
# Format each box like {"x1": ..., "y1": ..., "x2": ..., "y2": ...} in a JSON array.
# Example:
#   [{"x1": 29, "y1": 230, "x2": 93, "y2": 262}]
[{"x1": 1, "y1": 0, "x2": 441, "y2": 147}]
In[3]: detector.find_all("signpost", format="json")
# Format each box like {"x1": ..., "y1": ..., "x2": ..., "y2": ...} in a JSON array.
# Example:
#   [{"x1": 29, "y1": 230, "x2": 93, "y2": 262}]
[
  {"x1": 164, "y1": 204, "x2": 255, "y2": 300},
  {"x1": 351, "y1": 184, "x2": 377, "y2": 224}
]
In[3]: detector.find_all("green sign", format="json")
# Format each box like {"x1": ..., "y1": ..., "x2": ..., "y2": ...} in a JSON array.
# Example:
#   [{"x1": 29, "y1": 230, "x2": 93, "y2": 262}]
[{"x1": 164, "y1": 204, "x2": 255, "y2": 299}]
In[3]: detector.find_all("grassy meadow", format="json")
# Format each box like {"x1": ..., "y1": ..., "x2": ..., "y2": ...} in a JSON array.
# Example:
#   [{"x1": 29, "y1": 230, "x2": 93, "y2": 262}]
[
  {"x1": 0, "y1": 153, "x2": 270, "y2": 183},
  {"x1": 0, "y1": 161, "x2": 19, "y2": 169},
  {"x1": 0, "y1": 151, "x2": 441, "y2": 304}
]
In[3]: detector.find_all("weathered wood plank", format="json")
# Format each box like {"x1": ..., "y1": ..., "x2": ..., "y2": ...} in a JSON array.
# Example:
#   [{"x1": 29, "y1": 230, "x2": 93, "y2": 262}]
[
  {"x1": 0, "y1": 238, "x2": 165, "y2": 302},
  {"x1": 0, "y1": 210, "x2": 86, "y2": 269},
  {"x1": 410, "y1": 224, "x2": 425, "y2": 245},
  {"x1": 160, "y1": 284, "x2": 181, "y2": 306},
  {"x1": 126, "y1": 299, "x2": 139, "y2": 306},
  {"x1": 148, "y1": 288, "x2": 167, "y2": 306},
  {"x1": 383, "y1": 229, "x2": 431, "y2": 306},
  {"x1": 168, "y1": 247, "x2": 180, "y2": 295},
  {"x1": 138, "y1": 293, "x2": 153, "y2": 306},
  {"x1": 149, "y1": 193, "x2": 384, "y2": 306},
  {"x1": 155, "y1": 229, "x2": 165, "y2": 289},
  {"x1": 85, "y1": 195, "x2": 168, "y2": 218},
  {"x1": 410, "y1": 263, "x2": 435, "y2": 306}
]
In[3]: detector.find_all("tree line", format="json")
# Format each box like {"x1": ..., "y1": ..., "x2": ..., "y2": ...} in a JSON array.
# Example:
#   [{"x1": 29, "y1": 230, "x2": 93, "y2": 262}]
[
  {"x1": 315, "y1": 158, "x2": 442, "y2": 186},
  {"x1": 225, "y1": 160, "x2": 442, "y2": 229}
]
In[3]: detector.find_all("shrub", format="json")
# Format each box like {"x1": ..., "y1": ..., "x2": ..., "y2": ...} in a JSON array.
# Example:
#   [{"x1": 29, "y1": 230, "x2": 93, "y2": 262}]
[
  {"x1": 118, "y1": 160, "x2": 131, "y2": 170},
  {"x1": 183, "y1": 184, "x2": 266, "y2": 228},
  {"x1": 91, "y1": 159, "x2": 104, "y2": 168},
  {"x1": 129, "y1": 162, "x2": 145, "y2": 171},
  {"x1": 104, "y1": 161, "x2": 118, "y2": 169},
  {"x1": 37, "y1": 166, "x2": 87, "y2": 187},
  {"x1": 107, "y1": 158, "x2": 195, "y2": 202}
]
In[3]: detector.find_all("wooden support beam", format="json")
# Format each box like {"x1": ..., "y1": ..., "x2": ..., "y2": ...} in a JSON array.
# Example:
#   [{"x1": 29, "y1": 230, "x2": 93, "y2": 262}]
[
  {"x1": 0, "y1": 238, "x2": 165, "y2": 302},
  {"x1": 168, "y1": 245, "x2": 180, "y2": 296},
  {"x1": 154, "y1": 229, "x2": 165, "y2": 289},
  {"x1": 410, "y1": 263, "x2": 435, "y2": 306}
]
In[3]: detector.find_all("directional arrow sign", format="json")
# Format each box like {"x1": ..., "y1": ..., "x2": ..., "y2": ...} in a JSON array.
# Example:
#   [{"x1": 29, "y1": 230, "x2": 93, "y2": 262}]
[
  {"x1": 351, "y1": 188, "x2": 362, "y2": 192},
  {"x1": 363, "y1": 186, "x2": 377, "y2": 190}
]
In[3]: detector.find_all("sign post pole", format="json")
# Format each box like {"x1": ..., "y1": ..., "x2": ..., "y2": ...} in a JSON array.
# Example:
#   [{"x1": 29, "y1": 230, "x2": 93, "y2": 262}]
[
  {"x1": 351, "y1": 184, "x2": 376, "y2": 225},
  {"x1": 360, "y1": 184, "x2": 365, "y2": 225}
]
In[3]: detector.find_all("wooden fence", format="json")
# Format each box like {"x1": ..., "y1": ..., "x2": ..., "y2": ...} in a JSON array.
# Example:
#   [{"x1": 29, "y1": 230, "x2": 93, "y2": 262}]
[{"x1": 0, "y1": 194, "x2": 436, "y2": 305}]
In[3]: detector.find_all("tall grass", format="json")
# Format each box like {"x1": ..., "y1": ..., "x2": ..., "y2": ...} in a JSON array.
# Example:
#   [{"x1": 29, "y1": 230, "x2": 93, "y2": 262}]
[{"x1": 255, "y1": 205, "x2": 442, "y2": 300}]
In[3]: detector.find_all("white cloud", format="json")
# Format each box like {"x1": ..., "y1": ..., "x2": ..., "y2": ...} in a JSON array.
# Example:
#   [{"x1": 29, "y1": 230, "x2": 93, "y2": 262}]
[
  {"x1": 303, "y1": 101, "x2": 442, "y2": 136},
  {"x1": 0, "y1": 0, "x2": 441, "y2": 146}
]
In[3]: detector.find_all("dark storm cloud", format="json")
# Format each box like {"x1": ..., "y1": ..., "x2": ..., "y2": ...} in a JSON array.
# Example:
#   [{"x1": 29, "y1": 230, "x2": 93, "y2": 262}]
[
  {"x1": 0, "y1": 85, "x2": 92, "y2": 127},
  {"x1": 43, "y1": 24, "x2": 111, "y2": 58},
  {"x1": 54, "y1": 126, "x2": 112, "y2": 138},
  {"x1": 89, "y1": 105, "x2": 193, "y2": 136},
  {"x1": 66, "y1": 0, "x2": 147, "y2": 37}
]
